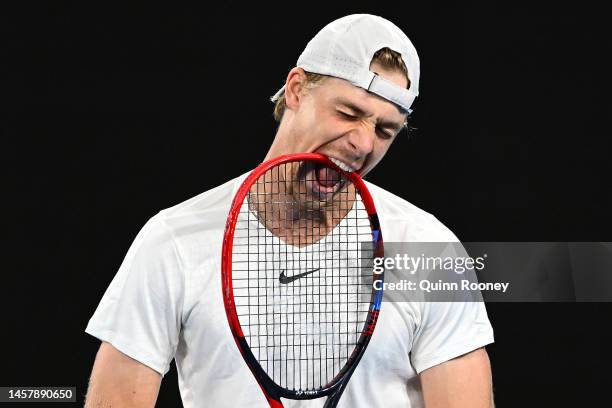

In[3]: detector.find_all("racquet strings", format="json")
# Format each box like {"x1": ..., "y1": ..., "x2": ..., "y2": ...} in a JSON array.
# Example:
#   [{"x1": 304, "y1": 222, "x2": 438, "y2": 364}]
[{"x1": 231, "y1": 160, "x2": 375, "y2": 392}]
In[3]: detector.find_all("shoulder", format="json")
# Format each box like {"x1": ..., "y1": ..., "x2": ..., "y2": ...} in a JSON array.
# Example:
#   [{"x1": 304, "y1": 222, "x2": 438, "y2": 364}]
[
  {"x1": 364, "y1": 180, "x2": 459, "y2": 242},
  {"x1": 161, "y1": 172, "x2": 248, "y2": 220},
  {"x1": 145, "y1": 172, "x2": 250, "y2": 268}
]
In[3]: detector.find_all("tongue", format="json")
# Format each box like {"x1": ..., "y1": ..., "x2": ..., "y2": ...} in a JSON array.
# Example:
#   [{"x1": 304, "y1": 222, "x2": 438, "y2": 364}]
[{"x1": 316, "y1": 166, "x2": 340, "y2": 187}]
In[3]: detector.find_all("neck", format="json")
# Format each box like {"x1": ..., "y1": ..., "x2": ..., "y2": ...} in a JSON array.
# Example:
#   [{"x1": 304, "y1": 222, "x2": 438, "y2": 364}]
[{"x1": 248, "y1": 171, "x2": 356, "y2": 248}]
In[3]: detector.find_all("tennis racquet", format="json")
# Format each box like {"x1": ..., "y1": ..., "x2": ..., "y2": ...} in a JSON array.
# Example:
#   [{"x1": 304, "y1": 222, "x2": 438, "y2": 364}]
[{"x1": 222, "y1": 153, "x2": 384, "y2": 407}]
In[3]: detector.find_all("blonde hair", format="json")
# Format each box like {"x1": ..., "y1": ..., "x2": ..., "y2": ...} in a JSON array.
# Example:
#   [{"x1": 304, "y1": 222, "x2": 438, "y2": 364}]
[{"x1": 273, "y1": 47, "x2": 409, "y2": 122}]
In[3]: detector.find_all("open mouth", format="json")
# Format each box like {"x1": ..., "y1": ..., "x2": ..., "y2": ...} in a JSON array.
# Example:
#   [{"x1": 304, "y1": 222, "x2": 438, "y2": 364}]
[
  {"x1": 297, "y1": 159, "x2": 352, "y2": 201},
  {"x1": 314, "y1": 163, "x2": 342, "y2": 192}
]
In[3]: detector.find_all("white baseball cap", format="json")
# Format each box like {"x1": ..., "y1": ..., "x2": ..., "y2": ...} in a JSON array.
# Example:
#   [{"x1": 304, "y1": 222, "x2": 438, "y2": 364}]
[{"x1": 271, "y1": 14, "x2": 420, "y2": 113}]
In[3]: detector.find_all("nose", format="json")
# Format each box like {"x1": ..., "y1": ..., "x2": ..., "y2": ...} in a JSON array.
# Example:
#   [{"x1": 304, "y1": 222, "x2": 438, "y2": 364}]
[{"x1": 345, "y1": 121, "x2": 375, "y2": 159}]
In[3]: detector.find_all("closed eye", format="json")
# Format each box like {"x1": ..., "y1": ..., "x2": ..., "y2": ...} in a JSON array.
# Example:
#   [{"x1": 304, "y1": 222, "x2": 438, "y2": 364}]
[
  {"x1": 338, "y1": 110, "x2": 395, "y2": 139},
  {"x1": 337, "y1": 110, "x2": 358, "y2": 120},
  {"x1": 375, "y1": 127, "x2": 394, "y2": 140}
]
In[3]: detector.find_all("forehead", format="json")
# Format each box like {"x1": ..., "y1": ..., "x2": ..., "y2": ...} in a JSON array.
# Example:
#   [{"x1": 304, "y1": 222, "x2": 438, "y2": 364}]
[{"x1": 315, "y1": 75, "x2": 407, "y2": 120}]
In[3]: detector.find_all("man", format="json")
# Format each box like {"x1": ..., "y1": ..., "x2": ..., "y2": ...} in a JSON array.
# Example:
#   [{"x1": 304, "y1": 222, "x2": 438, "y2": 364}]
[{"x1": 85, "y1": 14, "x2": 494, "y2": 407}]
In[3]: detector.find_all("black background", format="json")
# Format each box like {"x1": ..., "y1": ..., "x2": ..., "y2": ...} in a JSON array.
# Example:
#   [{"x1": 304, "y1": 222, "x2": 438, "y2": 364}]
[{"x1": 3, "y1": 2, "x2": 611, "y2": 407}]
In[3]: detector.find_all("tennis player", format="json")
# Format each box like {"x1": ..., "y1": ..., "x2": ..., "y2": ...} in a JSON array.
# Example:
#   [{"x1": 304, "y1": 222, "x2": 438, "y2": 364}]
[{"x1": 85, "y1": 14, "x2": 494, "y2": 407}]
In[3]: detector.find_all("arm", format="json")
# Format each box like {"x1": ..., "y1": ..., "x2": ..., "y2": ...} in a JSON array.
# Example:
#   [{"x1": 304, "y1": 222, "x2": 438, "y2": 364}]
[
  {"x1": 420, "y1": 347, "x2": 494, "y2": 408},
  {"x1": 85, "y1": 342, "x2": 162, "y2": 408}
]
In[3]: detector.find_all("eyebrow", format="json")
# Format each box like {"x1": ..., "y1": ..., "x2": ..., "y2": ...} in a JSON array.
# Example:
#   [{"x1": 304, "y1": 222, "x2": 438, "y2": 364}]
[{"x1": 333, "y1": 97, "x2": 406, "y2": 130}]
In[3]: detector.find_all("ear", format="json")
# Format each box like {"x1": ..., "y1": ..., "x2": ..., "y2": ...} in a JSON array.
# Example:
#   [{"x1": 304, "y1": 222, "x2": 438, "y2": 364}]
[{"x1": 283, "y1": 67, "x2": 308, "y2": 112}]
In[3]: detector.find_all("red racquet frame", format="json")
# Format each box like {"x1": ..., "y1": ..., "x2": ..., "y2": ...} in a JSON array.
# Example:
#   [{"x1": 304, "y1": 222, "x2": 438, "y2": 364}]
[{"x1": 221, "y1": 153, "x2": 384, "y2": 408}]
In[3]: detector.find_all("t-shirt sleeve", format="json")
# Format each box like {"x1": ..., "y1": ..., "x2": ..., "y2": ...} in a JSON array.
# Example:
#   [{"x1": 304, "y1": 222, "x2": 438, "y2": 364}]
[
  {"x1": 406, "y1": 217, "x2": 495, "y2": 374},
  {"x1": 409, "y1": 299, "x2": 494, "y2": 374},
  {"x1": 85, "y1": 214, "x2": 185, "y2": 376}
]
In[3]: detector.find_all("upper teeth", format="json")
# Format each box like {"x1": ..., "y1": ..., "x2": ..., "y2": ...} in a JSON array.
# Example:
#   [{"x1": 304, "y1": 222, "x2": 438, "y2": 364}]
[{"x1": 330, "y1": 157, "x2": 356, "y2": 172}]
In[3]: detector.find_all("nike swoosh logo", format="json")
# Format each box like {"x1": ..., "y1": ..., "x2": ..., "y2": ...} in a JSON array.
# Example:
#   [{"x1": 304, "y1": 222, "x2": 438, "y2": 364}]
[{"x1": 279, "y1": 268, "x2": 320, "y2": 284}]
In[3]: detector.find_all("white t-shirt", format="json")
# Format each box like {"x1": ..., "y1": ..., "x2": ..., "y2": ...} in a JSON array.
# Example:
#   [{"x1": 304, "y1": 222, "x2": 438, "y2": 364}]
[{"x1": 86, "y1": 173, "x2": 494, "y2": 407}]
